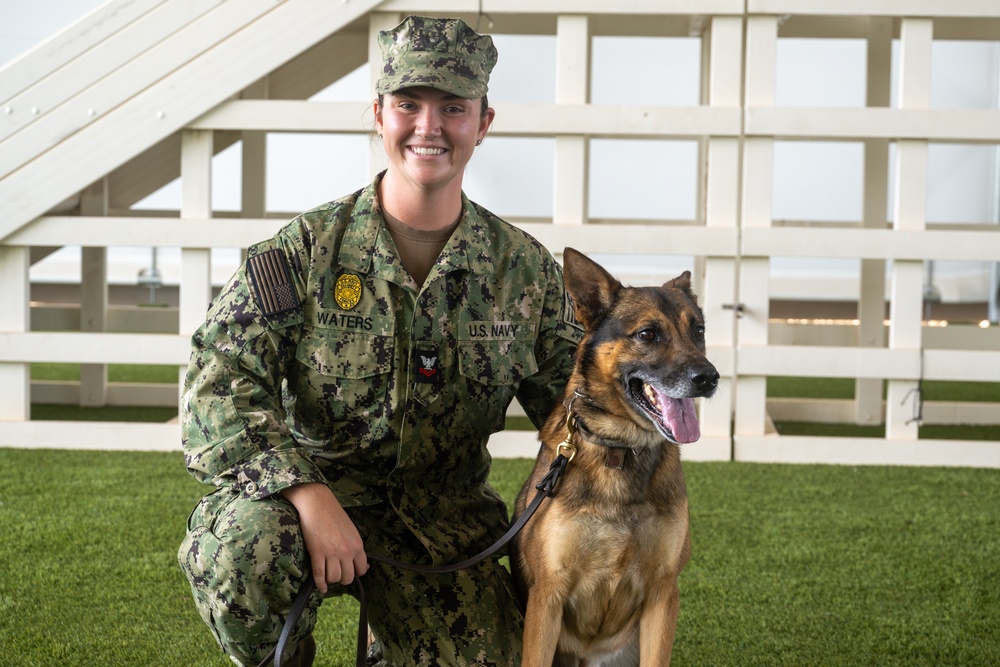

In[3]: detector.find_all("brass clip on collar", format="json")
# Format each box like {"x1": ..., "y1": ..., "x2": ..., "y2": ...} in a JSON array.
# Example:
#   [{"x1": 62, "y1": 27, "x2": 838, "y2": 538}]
[{"x1": 556, "y1": 395, "x2": 579, "y2": 463}]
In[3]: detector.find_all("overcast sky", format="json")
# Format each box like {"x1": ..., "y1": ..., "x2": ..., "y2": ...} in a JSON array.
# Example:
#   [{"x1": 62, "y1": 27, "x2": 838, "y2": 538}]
[{"x1": 0, "y1": 1, "x2": 104, "y2": 65}]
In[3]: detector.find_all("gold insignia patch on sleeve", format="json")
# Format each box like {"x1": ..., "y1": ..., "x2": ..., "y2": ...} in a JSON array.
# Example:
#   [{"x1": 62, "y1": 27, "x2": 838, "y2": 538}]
[
  {"x1": 247, "y1": 249, "x2": 300, "y2": 317},
  {"x1": 335, "y1": 273, "x2": 363, "y2": 310}
]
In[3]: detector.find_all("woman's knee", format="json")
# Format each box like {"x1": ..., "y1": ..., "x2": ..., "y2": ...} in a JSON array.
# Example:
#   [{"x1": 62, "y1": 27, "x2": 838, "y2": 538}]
[{"x1": 179, "y1": 488, "x2": 315, "y2": 663}]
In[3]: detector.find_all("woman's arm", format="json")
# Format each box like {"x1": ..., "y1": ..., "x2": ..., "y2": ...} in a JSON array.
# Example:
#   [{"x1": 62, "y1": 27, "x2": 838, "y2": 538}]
[{"x1": 281, "y1": 483, "x2": 369, "y2": 591}]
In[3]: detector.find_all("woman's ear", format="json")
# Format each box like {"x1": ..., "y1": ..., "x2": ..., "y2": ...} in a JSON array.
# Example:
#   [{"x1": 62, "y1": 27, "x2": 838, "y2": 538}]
[
  {"x1": 373, "y1": 99, "x2": 383, "y2": 134},
  {"x1": 478, "y1": 106, "x2": 495, "y2": 142}
]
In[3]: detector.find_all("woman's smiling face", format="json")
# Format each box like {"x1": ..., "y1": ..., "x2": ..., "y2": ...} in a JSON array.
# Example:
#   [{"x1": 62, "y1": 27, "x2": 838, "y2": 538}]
[{"x1": 375, "y1": 86, "x2": 494, "y2": 194}]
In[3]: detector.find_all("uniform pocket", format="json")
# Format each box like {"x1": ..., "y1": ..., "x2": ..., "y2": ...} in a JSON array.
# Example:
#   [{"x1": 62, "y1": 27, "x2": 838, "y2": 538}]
[
  {"x1": 458, "y1": 340, "x2": 538, "y2": 386},
  {"x1": 185, "y1": 486, "x2": 235, "y2": 532},
  {"x1": 292, "y1": 329, "x2": 395, "y2": 435},
  {"x1": 296, "y1": 329, "x2": 394, "y2": 378}
]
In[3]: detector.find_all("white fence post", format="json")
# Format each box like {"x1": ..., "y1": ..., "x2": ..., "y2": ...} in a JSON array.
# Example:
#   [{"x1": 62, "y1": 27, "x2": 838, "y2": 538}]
[
  {"x1": 735, "y1": 15, "x2": 778, "y2": 447},
  {"x1": 241, "y1": 78, "x2": 268, "y2": 223},
  {"x1": 0, "y1": 246, "x2": 30, "y2": 421},
  {"x1": 856, "y1": 17, "x2": 892, "y2": 426},
  {"x1": 554, "y1": 14, "x2": 590, "y2": 227},
  {"x1": 80, "y1": 179, "x2": 109, "y2": 407},
  {"x1": 886, "y1": 17, "x2": 933, "y2": 440},
  {"x1": 179, "y1": 129, "x2": 214, "y2": 403},
  {"x1": 699, "y1": 15, "x2": 744, "y2": 460}
]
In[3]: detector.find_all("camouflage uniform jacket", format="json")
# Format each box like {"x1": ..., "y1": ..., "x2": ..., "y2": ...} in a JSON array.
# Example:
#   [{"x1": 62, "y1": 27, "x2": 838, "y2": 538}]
[{"x1": 182, "y1": 176, "x2": 582, "y2": 564}]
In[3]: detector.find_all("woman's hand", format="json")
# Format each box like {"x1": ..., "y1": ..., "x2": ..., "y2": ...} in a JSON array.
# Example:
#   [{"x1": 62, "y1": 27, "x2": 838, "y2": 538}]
[{"x1": 281, "y1": 482, "x2": 369, "y2": 593}]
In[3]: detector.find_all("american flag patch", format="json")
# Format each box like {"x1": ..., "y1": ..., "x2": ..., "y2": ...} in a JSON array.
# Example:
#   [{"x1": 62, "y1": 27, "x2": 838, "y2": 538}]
[{"x1": 247, "y1": 249, "x2": 300, "y2": 317}]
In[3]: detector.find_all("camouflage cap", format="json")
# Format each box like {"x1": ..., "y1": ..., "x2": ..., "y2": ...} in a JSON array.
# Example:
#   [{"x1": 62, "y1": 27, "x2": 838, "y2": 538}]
[{"x1": 376, "y1": 16, "x2": 497, "y2": 99}]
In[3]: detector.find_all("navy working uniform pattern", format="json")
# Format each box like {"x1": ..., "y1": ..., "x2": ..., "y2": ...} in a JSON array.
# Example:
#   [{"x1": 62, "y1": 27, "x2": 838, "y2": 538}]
[{"x1": 178, "y1": 173, "x2": 582, "y2": 666}]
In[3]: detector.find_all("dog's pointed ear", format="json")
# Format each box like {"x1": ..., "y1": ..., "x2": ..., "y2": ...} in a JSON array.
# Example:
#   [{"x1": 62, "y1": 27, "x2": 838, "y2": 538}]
[
  {"x1": 562, "y1": 247, "x2": 621, "y2": 329},
  {"x1": 663, "y1": 270, "x2": 694, "y2": 296}
]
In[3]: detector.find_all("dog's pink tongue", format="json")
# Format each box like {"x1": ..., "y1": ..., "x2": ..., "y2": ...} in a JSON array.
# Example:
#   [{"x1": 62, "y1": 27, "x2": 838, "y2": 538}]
[{"x1": 663, "y1": 397, "x2": 700, "y2": 444}]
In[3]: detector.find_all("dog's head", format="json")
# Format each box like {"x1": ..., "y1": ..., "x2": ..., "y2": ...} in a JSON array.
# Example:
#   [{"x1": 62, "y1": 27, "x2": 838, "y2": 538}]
[{"x1": 563, "y1": 247, "x2": 719, "y2": 445}]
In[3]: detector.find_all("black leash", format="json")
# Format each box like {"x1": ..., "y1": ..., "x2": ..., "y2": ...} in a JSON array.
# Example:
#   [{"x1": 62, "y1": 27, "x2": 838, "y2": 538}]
[{"x1": 256, "y1": 451, "x2": 573, "y2": 667}]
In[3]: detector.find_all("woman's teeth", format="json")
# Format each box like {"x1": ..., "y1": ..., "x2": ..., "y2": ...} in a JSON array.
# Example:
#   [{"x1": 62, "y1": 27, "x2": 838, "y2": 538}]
[{"x1": 411, "y1": 147, "x2": 444, "y2": 155}]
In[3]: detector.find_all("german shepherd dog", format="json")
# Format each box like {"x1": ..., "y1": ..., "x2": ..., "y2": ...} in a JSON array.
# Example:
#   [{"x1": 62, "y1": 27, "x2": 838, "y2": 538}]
[{"x1": 512, "y1": 248, "x2": 719, "y2": 667}]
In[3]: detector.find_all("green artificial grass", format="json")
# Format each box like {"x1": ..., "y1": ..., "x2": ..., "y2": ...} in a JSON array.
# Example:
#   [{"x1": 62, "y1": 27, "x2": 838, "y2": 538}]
[
  {"x1": 767, "y1": 377, "x2": 1000, "y2": 402},
  {"x1": 677, "y1": 462, "x2": 1000, "y2": 666},
  {"x1": 2, "y1": 449, "x2": 998, "y2": 666},
  {"x1": 31, "y1": 363, "x2": 179, "y2": 384}
]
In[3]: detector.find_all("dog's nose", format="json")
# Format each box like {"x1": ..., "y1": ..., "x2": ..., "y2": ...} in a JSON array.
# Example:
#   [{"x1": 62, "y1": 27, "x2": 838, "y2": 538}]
[{"x1": 690, "y1": 365, "x2": 719, "y2": 392}]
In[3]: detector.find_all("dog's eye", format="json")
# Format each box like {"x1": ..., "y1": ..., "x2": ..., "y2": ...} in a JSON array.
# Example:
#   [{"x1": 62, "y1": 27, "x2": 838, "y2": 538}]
[
  {"x1": 693, "y1": 325, "x2": 705, "y2": 338},
  {"x1": 637, "y1": 329, "x2": 656, "y2": 342}
]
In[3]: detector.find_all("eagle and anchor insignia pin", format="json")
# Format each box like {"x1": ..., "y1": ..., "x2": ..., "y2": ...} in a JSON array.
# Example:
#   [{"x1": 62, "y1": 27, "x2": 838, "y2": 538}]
[{"x1": 414, "y1": 349, "x2": 440, "y2": 385}]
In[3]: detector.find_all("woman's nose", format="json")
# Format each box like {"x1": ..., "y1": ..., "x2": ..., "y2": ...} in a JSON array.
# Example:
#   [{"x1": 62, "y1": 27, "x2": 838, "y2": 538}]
[{"x1": 414, "y1": 108, "x2": 442, "y2": 137}]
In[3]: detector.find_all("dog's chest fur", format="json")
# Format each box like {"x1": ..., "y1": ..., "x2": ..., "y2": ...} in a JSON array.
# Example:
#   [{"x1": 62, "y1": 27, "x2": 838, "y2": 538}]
[
  {"x1": 529, "y1": 451, "x2": 691, "y2": 653},
  {"x1": 564, "y1": 506, "x2": 687, "y2": 645}
]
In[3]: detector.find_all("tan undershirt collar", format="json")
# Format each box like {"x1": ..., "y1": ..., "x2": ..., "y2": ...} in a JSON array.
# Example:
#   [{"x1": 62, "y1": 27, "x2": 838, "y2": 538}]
[{"x1": 382, "y1": 212, "x2": 461, "y2": 288}]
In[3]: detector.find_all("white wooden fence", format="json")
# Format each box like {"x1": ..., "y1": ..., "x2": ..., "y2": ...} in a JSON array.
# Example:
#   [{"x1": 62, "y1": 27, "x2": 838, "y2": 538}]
[{"x1": 1, "y1": 1, "x2": 998, "y2": 466}]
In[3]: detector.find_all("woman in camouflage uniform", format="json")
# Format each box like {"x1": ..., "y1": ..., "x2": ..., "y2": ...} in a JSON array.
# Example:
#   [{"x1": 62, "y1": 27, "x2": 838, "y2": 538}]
[{"x1": 178, "y1": 15, "x2": 581, "y2": 667}]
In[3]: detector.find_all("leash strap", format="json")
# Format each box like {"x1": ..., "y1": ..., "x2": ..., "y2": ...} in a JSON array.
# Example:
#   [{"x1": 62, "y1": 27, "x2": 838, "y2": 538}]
[{"x1": 258, "y1": 453, "x2": 570, "y2": 667}]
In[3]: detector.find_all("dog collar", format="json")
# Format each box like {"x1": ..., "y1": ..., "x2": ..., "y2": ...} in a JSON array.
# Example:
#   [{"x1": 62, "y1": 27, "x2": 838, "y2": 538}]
[
  {"x1": 571, "y1": 417, "x2": 639, "y2": 470},
  {"x1": 564, "y1": 390, "x2": 639, "y2": 470}
]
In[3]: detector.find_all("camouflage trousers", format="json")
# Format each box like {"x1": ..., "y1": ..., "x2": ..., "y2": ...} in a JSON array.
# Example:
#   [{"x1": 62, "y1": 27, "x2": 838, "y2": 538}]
[{"x1": 178, "y1": 485, "x2": 524, "y2": 666}]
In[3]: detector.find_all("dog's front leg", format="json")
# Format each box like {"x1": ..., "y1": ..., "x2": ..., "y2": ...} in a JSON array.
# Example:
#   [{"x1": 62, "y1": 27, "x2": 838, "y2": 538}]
[
  {"x1": 521, "y1": 585, "x2": 565, "y2": 667},
  {"x1": 638, "y1": 579, "x2": 680, "y2": 666}
]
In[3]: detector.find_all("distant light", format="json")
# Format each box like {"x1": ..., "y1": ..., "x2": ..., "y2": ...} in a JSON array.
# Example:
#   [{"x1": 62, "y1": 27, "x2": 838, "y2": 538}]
[
  {"x1": 777, "y1": 318, "x2": 966, "y2": 327},
  {"x1": 980, "y1": 320, "x2": 991, "y2": 329},
  {"x1": 779, "y1": 318, "x2": 861, "y2": 326}
]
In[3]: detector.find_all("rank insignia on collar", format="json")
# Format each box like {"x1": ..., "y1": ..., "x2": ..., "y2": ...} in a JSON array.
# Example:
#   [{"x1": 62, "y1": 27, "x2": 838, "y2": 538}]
[
  {"x1": 414, "y1": 349, "x2": 439, "y2": 384},
  {"x1": 335, "y1": 273, "x2": 362, "y2": 310}
]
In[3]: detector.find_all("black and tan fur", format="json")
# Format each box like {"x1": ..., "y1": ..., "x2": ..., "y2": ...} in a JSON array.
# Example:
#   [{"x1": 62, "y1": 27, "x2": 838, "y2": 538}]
[{"x1": 512, "y1": 248, "x2": 719, "y2": 667}]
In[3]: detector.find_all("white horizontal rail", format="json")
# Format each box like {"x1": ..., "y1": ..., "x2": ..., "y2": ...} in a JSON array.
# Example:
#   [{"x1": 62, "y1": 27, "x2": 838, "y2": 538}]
[
  {"x1": 738, "y1": 346, "x2": 1000, "y2": 382},
  {"x1": 748, "y1": 0, "x2": 1000, "y2": 17},
  {"x1": 5, "y1": 216, "x2": 286, "y2": 248},
  {"x1": 746, "y1": 108, "x2": 1000, "y2": 143},
  {"x1": 518, "y1": 223, "x2": 739, "y2": 256},
  {"x1": 191, "y1": 101, "x2": 743, "y2": 138},
  {"x1": 378, "y1": 0, "x2": 747, "y2": 15},
  {"x1": 0, "y1": 418, "x2": 735, "y2": 458},
  {"x1": 32, "y1": 381, "x2": 179, "y2": 408},
  {"x1": 923, "y1": 350, "x2": 1000, "y2": 383},
  {"x1": 20, "y1": 220, "x2": 996, "y2": 266},
  {"x1": 4, "y1": 216, "x2": 740, "y2": 256},
  {"x1": 0, "y1": 420, "x2": 180, "y2": 451},
  {"x1": 9, "y1": 219, "x2": 997, "y2": 267},
  {"x1": 0, "y1": 332, "x2": 190, "y2": 365},
  {"x1": 770, "y1": 323, "x2": 1000, "y2": 351},
  {"x1": 735, "y1": 434, "x2": 1000, "y2": 468},
  {"x1": 739, "y1": 346, "x2": 919, "y2": 380},
  {"x1": 742, "y1": 228, "x2": 1000, "y2": 262}
]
